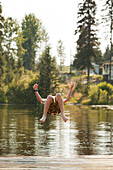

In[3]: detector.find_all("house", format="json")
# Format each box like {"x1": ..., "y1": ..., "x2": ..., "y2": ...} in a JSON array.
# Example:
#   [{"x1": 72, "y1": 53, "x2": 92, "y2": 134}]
[
  {"x1": 90, "y1": 63, "x2": 100, "y2": 75},
  {"x1": 73, "y1": 62, "x2": 100, "y2": 75},
  {"x1": 84, "y1": 63, "x2": 100, "y2": 75},
  {"x1": 102, "y1": 60, "x2": 113, "y2": 80}
]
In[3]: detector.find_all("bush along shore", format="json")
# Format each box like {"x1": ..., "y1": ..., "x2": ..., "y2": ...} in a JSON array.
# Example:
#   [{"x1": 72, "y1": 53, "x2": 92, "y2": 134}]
[
  {"x1": 53, "y1": 74, "x2": 113, "y2": 106},
  {"x1": 1, "y1": 71, "x2": 113, "y2": 106},
  {"x1": 75, "y1": 81, "x2": 113, "y2": 105}
]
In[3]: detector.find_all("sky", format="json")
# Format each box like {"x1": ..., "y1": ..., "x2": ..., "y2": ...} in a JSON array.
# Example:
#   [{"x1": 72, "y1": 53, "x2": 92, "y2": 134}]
[{"x1": 1, "y1": 0, "x2": 109, "y2": 65}]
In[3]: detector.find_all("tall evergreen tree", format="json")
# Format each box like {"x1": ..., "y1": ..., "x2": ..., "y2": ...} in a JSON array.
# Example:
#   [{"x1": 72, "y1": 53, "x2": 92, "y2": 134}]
[
  {"x1": 21, "y1": 13, "x2": 48, "y2": 71},
  {"x1": 73, "y1": 0, "x2": 100, "y2": 82},
  {"x1": 38, "y1": 46, "x2": 59, "y2": 98},
  {"x1": 0, "y1": 2, "x2": 5, "y2": 83},
  {"x1": 102, "y1": 0, "x2": 113, "y2": 80}
]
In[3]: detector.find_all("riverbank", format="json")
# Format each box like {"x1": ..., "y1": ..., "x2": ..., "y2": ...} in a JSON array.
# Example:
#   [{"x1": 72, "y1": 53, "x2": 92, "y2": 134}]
[
  {"x1": 0, "y1": 155, "x2": 113, "y2": 169},
  {"x1": 91, "y1": 105, "x2": 113, "y2": 110}
]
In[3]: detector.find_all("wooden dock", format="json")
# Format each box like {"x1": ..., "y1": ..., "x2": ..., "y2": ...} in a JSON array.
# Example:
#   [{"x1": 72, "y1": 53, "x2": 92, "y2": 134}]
[{"x1": 0, "y1": 155, "x2": 113, "y2": 169}]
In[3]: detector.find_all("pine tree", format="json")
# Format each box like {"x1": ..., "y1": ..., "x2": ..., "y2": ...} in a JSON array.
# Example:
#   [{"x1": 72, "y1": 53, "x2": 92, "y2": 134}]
[
  {"x1": 0, "y1": 2, "x2": 5, "y2": 83},
  {"x1": 73, "y1": 0, "x2": 100, "y2": 82},
  {"x1": 38, "y1": 46, "x2": 59, "y2": 98}
]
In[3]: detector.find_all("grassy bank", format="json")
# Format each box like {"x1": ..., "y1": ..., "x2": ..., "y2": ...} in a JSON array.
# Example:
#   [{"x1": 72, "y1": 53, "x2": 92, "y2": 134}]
[
  {"x1": 1, "y1": 73, "x2": 113, "y2": 105},
  {"x1": 60, "y1": 74, "x2": 113, "y2": 105}
]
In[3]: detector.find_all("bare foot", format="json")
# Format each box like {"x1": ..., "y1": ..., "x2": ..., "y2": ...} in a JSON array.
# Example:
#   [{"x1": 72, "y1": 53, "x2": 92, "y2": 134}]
[
  {"x1": 61, "y1": 114, "x2": 68, "y2": 122},
  {"x1": 40, "y1": 115, "x2": 46, "y2": 122}
]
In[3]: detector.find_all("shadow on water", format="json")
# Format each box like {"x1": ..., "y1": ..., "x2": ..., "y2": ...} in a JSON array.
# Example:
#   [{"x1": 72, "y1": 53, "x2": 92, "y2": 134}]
[{"x1": 0, "y1": 104, "x2": 113, "y2": 157}]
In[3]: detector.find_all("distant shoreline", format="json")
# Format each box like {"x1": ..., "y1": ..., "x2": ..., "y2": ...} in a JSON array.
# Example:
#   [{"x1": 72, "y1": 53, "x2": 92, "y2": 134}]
[{"x1": 91, "y1": 105, "x2": 113, "y2": 110}]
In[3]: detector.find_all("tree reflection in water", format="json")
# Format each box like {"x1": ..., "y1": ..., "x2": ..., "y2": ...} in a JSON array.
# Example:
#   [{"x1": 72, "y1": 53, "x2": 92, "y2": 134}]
[{"x1": 0, "y1": 104, "x2": 113, "y2": 157}]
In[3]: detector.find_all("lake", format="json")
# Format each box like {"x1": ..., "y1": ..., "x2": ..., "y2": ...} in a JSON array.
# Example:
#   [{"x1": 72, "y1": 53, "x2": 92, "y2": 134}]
[{"x1": 0, "y1": 104, "x2": 113, "y2": 157}]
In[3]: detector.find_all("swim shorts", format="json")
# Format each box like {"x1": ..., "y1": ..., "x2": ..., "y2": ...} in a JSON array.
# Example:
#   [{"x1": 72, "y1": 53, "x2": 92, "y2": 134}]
[{"x1": 47, "y1": 97, "x2": 61, "y2": 115}]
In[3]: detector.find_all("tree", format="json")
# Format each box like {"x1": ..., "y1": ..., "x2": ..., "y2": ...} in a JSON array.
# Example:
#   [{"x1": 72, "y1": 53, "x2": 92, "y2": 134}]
[
  {"x1": 21, "y1": 13, "x2": 48, "y2": 71},
  {"x1": 102, "y1": 0, "x2": 113, "y2": 80},
  {"x1": 0, "y1": 2, "x2": 7, "y2": 103},
  {"x1": 38, "y1": 46, "x2": 59, "y2": 98},
  {"x1": 101, "y1": 45, "x2": 111, "y2": 62},
  {"x1": 0, "y1": 2, "x2": 3, "y2": 52},
  {"x1": 3, "y1": 17, "x2": 19, "y2": 83},
  {"x1": 0, "y1": 2, "x2": 6, "y2": 83},
  {"x1": 15, "y1": 31, "x2": 26, "y2": 70},
  {"x1": 73, "y1": 0, "x2": 100, "y2": 82},
  {"x1": 57, "y1": 40, "x2": 65, "y2": 71}
]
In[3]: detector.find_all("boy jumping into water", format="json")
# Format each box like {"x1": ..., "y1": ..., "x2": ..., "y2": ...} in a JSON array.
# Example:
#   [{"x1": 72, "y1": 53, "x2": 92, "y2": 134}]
[{"x1": 33, "y1": 81, "x2": 74, "y2": 123}]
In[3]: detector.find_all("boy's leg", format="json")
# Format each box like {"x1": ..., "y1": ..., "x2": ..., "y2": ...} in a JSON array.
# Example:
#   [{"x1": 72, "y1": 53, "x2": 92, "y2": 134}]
[
  {"x1": 40, "y1": 95, "x2": 53, "y2": 122},
  {"x1": 56, "y1": 93, "x2": 68, "y2": 122}
]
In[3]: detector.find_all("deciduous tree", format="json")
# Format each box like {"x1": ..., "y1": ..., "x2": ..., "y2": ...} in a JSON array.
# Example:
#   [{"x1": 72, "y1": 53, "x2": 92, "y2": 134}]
[
  {"x1": 57, "y1": 40, "x2": 65, "y2": 72},
  {"x1": 21, "y1": 13, "x2": 48, "y2": 71},
  {"x1": 3, "y1": 17, "x2": 19, "y2": 82}
]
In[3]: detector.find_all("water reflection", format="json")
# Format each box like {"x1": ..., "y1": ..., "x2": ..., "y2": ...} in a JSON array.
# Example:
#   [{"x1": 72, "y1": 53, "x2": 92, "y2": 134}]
[{"x1": 0, "y1": 104, "x2": 113, "y2": 157}]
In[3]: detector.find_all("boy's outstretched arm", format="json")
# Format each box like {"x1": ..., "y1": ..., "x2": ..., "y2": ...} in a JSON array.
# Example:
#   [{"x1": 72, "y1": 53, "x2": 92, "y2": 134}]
[
  {"x1": 33, "y1": 84, "x2": 46, "y2": 104},
  {"x1": 63, "y1": 81, "x2": 74, "y2": 103}
]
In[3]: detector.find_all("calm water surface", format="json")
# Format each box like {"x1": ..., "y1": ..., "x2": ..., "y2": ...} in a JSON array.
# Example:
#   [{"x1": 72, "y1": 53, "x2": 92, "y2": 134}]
[{"x1": 0, "y1": 104, "x2": 113, "y2": 157}]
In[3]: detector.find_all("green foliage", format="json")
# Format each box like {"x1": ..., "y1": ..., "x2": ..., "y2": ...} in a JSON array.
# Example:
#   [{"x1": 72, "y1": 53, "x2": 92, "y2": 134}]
[
  {"x1": 0, "y1": 3, "x2": 6, "y2": 85},
  {"x1": 0, "y1": 3, "x2": 53, "y2": 104},
  {"x1": 100, "y1": 46, "x2": 111, "y2": 62},
  {"x1": 81, "y1": 99, "x2": 91, "y2": 105},
  {"x1": 14, "y1": 31, "x2": 27, "y2": 69},
  {"x1": 0, "y1": 85, "x2": 7, "y2": 103},
  {"x1": 88, "y1": 82, "x2": 113, "y2": 105},
  {"x1": 38, "y1": 46, "x2": 59, "y2": 98},
  {"x1": 0, "y1": 2, "x2": 4, "y2": 47},
  {"x1": 108, "y1": 95, "x2": 113, "y2": 104},
  {"x1": 3, "y1": 17, "x2": 19, "y2": 57},
  {"x1": 0, "y1": 90, "x2": 7, "y2": 103},
  {"x1": 21, "y1": 13, "x2": 48, "y2": 71},
  {"x1": 6, "y1": 71, "x2": 39, "y2": 104},
  {"x1": 59, "y1": 75, "x2": 67, "y2": 84},
  {"x1": 75, "y1": 78, "x2": 87, "y2": 94},
  {"x1": 3, "y1": 17, "x2": 19, "y2": 78},
  {"x1": 88, "y1": 85, "x2": 99, "y2": 104},
  {"x1": 73, "y1": 0, "x2": 100, "y2": 81},
  {"x1": 98, "y1": 89, "x2": 108, "y2": 105},
  {"x1": 97, "y1": 81, "x2": 113, "y2": 96},
  {"x1": 0, "y1": 4, "x2": 58, "y2": 104}
]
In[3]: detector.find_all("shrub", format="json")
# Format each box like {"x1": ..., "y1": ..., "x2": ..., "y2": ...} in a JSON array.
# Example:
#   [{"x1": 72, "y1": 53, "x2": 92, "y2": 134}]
[
  {"x1": 97, "y1": 82, "x2": 113, "y2": 96},
  {"x1": 6, "y1": 71, "x2": 39, "y2": 104},
  {"x1": 0, "y1": 84, "x2": 8, "y2": 103},
  {"x1": 75, "y1": 79, "x2": 86, "y2": 94},
  {"x1": 88, "y1": 85, "x2": 99, "y2": 104},
  {"x1": 88, "y1": 82, "x2": 113, "y2": 105},
  {"x1": 81, "y1": 99, "x2": 91, "y2": 105},
  {"x1": 0, "y1": 90, "x2": 7, "y2": 103},
  {"x1": 98, "y1": 89, "x2": 108, "y2": 105},
  {"x1": 109, "y1": 95, "x2": 113, "y2": 104}
]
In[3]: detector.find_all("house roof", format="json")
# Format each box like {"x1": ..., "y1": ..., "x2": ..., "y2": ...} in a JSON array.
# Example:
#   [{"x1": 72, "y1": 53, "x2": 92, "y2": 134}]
[{"x1": 103, "y1": 60, "x2": 113, "y2": 65}]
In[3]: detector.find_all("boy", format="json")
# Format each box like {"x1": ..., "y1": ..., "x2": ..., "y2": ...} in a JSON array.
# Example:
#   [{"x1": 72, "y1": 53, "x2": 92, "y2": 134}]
[{"x1": 33, "y1": 81, "x2": 74, "y2": 123}]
